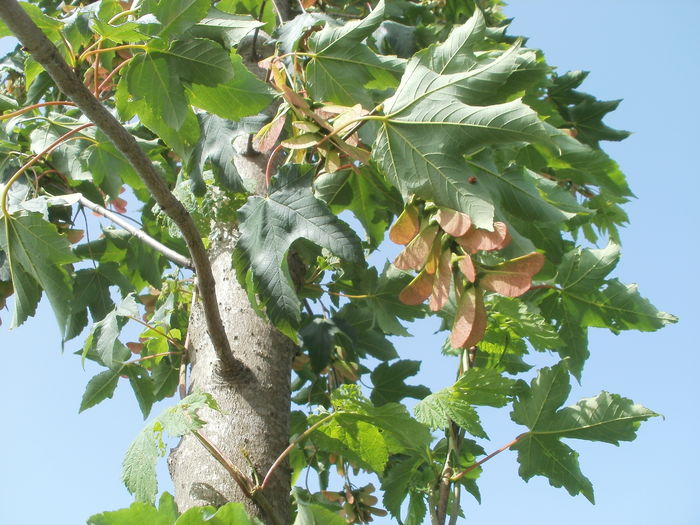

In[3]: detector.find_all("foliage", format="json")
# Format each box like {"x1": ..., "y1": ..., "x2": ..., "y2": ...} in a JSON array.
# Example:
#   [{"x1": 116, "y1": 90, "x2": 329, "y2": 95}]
[{"x1": 0, "y1": 0, "x2": 675, "y2": 524}]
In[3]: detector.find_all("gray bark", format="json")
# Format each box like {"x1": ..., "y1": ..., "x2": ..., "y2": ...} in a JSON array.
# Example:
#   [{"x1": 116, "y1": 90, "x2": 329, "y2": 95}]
[
  {"x1": 169, "y1": 138, "x2": 295, "y2": 522},
  {"x1": 169, "y1": 236, "x2": 294, "y2": 521}
]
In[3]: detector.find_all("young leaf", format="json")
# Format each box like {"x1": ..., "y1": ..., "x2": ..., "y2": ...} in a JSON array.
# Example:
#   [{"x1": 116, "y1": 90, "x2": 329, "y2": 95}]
[
  {"x1": 122, "y1": 392, "x2": 219, "y2": 503},
  {"x1": 234, "y1": 164, "x2": 363, "y2": 336}
]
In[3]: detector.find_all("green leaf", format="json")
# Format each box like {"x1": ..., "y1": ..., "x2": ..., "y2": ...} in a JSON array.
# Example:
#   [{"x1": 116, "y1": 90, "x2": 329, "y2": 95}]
[
  {"x1": 334, "y1": 304, "x2": 399, "y2": 361},
  {"x1": 300, "y1": 317, "x2": 344, "y2": 373},
  {"x1": 184, "y1": 114, "x2": 247, "y2": 194},
  {"x1": 315, "y1": 166, "x2": 402, "y2": 248},
  {"x1": 511, "y1": 434, "x2": 595, "y2": 502},
  {"x1": 541, "y1": 391, "x2": 659, "y2": 444},
  {"x1": 233, "y1": 164, "x2": 363, "y2": 336},
  {"x1": 87, "y1": 492, "x2": 179, "y2": 525},
  {"x1": 82, "y1": 295, "x2": 138, "y2": 369},
  {"x1": 556, "y1": 243, "x2": 620, "y2": 293},
  {"x1": 405, "y1": 492, "x2": 427, "y2": 525},
  {"x1": 511, "y1": 361, "x2": 571, "y2": 430},
  {"x1": 82, "y1": 132, "x2": 144, "y2": 196},
  {"x1": 373, "y1": 21, "x2": 550, "y2": 228},
  {"x1": 333, "y1": 264, "x2": 425, "y2": 336},
  {"x1": 510, "y1": 361, "x2": 659, "y2": 501},
  {"x1": 122, "y1": 392, "x2": 219, "y2": 503},
  {"x1": 306, "y1": 1, "x2": 402, "y2": 106},
  {"x1": 312, "y1": 414, "x2": 389, "y2": 472},
  {"x1": 549, "y1": 71, "x2": 631, "y2": 148},
  {"x1": 292, "y1": 488, "x2": 347, "y2": 525},
  {"x1": 370, "y1": 360, "x2": 430, "y2": 406},
  {"x1": 486, "y1": 295, "x2": 563, "y2": 351},
  {"x1": 415, "y1": 387, "x2": 485, "y2": 437},
  {"x1": 163, "y1": 38, "x2": 234, "y2": 86},
  {"x1": 175, "y1": 503, "x2": 258, "y2": 525},
  {"x1": 79, "y1": 369, "x2": 121, "y2": 413},
  {"x1": 122, "y1": 426, "x2": 161, "y2": 504},
  {"x1": 562, "y1": 278, "x2": 678, "y2": 333},
  {"x1": 126, "y1": 365, "x2": 156, "y2": 419},
  {"x1": 127, "y1": 53, "x2": 188, "y2": 130},
  {"x1": 415, "y1": 368, "x2": 516, "y2": 437},
  {"x1": 142, "y1": 0, "x2": 210, "y2": 39},
  {"x1": 193, "y1": 8, "x2": 264, "y2": 48},
  {"x1": 186, "y1": 53, "x2": 274, "y2": 120},
  {"x1": 0, "y1": 212, "x2": 77, "y2": 332}
]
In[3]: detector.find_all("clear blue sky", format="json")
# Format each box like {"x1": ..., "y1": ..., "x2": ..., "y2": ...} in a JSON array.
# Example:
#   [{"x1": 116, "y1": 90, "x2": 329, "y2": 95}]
[{"x1": 1, "y1": 1, "x2": 698, "y2": 524}]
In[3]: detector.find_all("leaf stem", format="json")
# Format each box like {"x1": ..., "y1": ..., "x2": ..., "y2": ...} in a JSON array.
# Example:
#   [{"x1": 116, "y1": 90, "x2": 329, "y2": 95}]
[
  {"x1": 450, "y1": 433, "x2": 526, "y2": 482},
  {"x1": 1, "y1": 123, "x2": 93, "y2": 217},
  {"x1": 265, "y1": 143, "x2": 285, "y2": 188},
  {"x1": 258, "y1": 412, "x2": 336, "y2": 491},
  {"x1": 97, "y1": 56, "x2": 132, "y2": 96},
  {"x1": 78, "y1": 194, "x2": 193, "y2": 268},
  {"x1": 79, "y1": 43, "x2": 146, "y2": 62},
  {"x1": 126, "y1": 315, "x2": 187, "y2": 351},
  {"x1": 124, "y1": 351, "x2": 181, "y2": 366},
  {"x1": 0, "y1": 100, "x2": 76, "y2": 121}
]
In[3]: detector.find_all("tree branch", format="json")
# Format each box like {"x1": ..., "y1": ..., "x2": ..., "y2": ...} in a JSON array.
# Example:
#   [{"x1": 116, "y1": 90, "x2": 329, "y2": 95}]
[
  {"x1": 78, "y1": 195, "x2": 193, "y2": 269},
  {"x1": 0, "y1": 0, "x2": 240, "y2": 374}
]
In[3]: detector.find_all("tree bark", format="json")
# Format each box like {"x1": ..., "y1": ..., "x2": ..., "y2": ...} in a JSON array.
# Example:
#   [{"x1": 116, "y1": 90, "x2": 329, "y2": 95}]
[{"x1": 169, "y1": 140, "x2": 295, "y2": 522}]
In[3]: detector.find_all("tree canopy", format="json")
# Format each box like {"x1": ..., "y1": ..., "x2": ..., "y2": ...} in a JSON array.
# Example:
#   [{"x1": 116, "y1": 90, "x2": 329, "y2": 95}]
[{"x1": 0, "y1": 0, "x2": 676, "y2": 524}]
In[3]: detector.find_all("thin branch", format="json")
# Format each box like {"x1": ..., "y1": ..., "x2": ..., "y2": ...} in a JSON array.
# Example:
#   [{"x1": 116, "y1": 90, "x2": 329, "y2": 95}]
[
  {"x1": 78, "y1": 194, "x2": 193, "y2": 269},
  {"x1": 193, "y1": 430, "x2": 255, "y2": 497},
  {"x1": 126, "y1": 315, "x2": 187, "y2": 351},
  {"x1": 450, "y1": 434, "x2": 526, "y2": 482},
  {"x1": 124, "y1": 351, "x2": 181, "y2": 366},
  {"x1": 1, "y1": 123, "x2": 93, "y2": 217},
  {"x1": 259, "y1": 412, "x2": 336, "y2": 491},
  {"x1": 0, "y1": 0, "x2": 239, "y2": 374},
  {"x1": 193, "y1": 431, "x2": 281, "y2": 525},
  {"x1": 0, "y1": 100, "x2": 76, "y2": 121}
]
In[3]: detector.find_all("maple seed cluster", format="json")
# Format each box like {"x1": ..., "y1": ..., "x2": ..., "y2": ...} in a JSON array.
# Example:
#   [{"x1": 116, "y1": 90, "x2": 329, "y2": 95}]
[{"x1": 390, "y1": 204, "x2": 545, "y2": 349}]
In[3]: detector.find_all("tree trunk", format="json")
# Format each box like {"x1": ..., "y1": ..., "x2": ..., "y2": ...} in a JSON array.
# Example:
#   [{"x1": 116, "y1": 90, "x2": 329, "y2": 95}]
[{"x1": 169, "y1": 140, "x2": 295, "y2": 522}]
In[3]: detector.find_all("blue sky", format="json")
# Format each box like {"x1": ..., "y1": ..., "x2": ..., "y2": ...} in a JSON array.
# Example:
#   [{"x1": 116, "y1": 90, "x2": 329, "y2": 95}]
[{"x1": 1, "y1": 1, "x2": 698, "y2": 524}]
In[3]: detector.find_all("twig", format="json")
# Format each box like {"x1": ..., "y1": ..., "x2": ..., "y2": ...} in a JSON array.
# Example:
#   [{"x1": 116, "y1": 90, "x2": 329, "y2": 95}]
[
  {"x1": 78, "y1": 194, "x2": 193, "y2": 268},
  {"x1": 1, "y1": 123, "x2": 93, "y2": 217},
  {"x1": 0, "y1": 0, "x2": 239, "y2": 374},
  {"x1": 450, "y1": 434, "x2": 526, "y2": 482},
  {"x1": 193, "y1": 431, "x2": 255, "y2": 497},
  {"x1": 0, "y1": 100, "x2": 76, "y2": 121},
  {"x1": 193, "y1": 431, "x2": 281, "y2": 525},
  {"x1": 259, "y1": 412, "x2": 336, "y2": 491},
  {"x1": 124, "y1": 351, "x2": 181, "y2": 366},
  {"x1": 126, "y1": 315, "x2": 187, "y2": 351}
]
